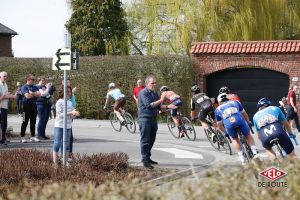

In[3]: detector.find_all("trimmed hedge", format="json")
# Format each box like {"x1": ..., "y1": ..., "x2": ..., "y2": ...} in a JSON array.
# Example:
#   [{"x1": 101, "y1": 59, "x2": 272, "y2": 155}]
[{"x1": 0, "y1": 56, "x2": 194, "y2": 119}]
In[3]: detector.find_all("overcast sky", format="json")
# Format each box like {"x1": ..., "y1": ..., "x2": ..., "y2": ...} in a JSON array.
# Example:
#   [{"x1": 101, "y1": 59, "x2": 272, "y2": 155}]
[{"x1": 0, "y1": 0, "x2": 129, "y2": 58}]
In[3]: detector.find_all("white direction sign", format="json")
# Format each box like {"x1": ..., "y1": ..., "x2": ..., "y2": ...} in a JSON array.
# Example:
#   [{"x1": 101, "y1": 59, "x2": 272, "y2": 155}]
[
  {"x1": 52, "y1": 48, "x2": 71, "y2": 70},
  {"x1": 154, "y1": 148, "x2": 203, "y2": 159}
]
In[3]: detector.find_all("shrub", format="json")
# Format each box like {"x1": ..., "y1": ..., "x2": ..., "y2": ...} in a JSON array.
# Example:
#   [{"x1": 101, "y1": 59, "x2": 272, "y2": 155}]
[{"x1": 0, "y1": 56, "x2": 193, "y2": 119}]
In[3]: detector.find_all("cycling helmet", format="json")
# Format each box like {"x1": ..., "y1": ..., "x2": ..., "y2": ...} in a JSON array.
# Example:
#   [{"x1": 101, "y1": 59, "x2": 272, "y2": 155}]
[
  {"x1": 108, "y1": 82, "x2": 115, "y2": 89},
  {"x1": 191, "y1": 85, "x2": 200, "y2": 93},
  {"x1": 160, "y1": 86, "x2": 169, "y2": 92},
  {"x1": 257, "y1": 97, "x2": 272, "y2": 109},
  {"x1": 219, "y1": 86, "x2": 230, "y2": 94},
  {"x1": 217, "y1": 93, "x2": 229, "y2": 103}
]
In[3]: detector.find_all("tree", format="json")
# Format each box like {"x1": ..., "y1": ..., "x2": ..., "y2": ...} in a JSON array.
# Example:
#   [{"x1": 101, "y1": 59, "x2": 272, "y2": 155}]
[
  {"x1": 67, "y1": 0, "x2": 131, "y2": 56},
  {"x1": 125, "y1": 0, "x2": 300, "y2": 55}
]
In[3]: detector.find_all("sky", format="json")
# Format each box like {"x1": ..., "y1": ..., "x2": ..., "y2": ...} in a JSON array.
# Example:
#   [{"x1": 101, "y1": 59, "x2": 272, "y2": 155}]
[{"x1": 0, "y1": 0, "x2": 130, "y2": 58}]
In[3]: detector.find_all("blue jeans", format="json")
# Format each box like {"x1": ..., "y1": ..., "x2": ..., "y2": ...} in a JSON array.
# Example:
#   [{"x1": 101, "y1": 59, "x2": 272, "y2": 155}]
[
  {"x1": 0, "y1": 108, "x2": 7, "y2": 142},
  {"x1": 37, "y1": 104, "x2": 51, "y2": 138},
  {"x1": 53, "y1": 127, "x2": 71, "y2": 152},
  {"x1": 138, "y1": 117, "x2": 158, "y2": 163}
]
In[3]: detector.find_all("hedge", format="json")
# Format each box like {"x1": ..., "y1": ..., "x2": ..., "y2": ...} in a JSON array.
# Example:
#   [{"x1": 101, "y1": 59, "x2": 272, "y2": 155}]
[{"x1": 0, "y1": 56, "x2": 194, "y2": 119}]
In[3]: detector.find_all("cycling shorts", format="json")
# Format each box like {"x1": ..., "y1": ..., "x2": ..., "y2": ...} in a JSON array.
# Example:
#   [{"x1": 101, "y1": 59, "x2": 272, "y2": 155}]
[
  {"x1": 170, "y1": 98, "x2": 183, "y2": 116},
  {"x1": 114, "y1": 97, "x2": 126, "y2": 110},
  {"x1": 198, "y1": 100, "x2": 215, "y2": 121},
  {"x1": 224, "y1": 114, "x2": 250, "y2": 139},
  {"x1": 259, "y1": 122, "x2": 294, "y2": 154}
]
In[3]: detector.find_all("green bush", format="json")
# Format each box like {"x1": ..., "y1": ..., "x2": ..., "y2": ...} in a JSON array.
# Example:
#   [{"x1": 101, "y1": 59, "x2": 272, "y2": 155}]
[{"x1": 0, "y1": 56, "x2": 193, "y2": 119}]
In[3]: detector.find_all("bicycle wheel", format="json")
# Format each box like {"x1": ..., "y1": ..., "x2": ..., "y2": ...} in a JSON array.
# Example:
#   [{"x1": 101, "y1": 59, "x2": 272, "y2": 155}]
[
  {"x1": 205, "y1": 128, "x2": 219, "y2": 150},
  {"x1": 182, "y1": 117, "x2": 196, "y2": 141},
  {"x1": 124, "y1": 112, "x2": 136, "y2": 133},
  {"x1": 216, "y1": 131, "x2": 232, "y2": 155},
  {"x1": 167, "y1": 115, "x2": 179, "y2": 139},
  {"x1": 242, "y1": 143, "x2": 252, "y2": 163},
  {"x1": 109, "y1": 112, "x2": 122, "y2": 132}
]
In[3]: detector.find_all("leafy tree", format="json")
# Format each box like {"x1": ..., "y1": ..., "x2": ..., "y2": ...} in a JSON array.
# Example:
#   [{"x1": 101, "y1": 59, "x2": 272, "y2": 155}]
[
  {"x1": 126, "y1": 0, "x2": 300, "y2": 55},
  {"x1": 67, "y1": 0, "x2": 130, "y2": 55}
]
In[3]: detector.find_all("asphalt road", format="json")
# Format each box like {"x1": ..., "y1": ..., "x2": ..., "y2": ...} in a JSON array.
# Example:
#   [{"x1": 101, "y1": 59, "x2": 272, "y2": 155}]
[{"x1": 3, "y1": 115, "x2": 300, "y2": 169}]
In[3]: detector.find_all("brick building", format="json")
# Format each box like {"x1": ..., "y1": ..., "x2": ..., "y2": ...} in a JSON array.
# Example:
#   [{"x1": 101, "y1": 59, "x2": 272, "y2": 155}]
[
  {"x1": 0, "y1": 23, "x2": 18, "y2": 57},
  {"x1": 191, "y1": 40, "x2": 300, "y2": 117}
]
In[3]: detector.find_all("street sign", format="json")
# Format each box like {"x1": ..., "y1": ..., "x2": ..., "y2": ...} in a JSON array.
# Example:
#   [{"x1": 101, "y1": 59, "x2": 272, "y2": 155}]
[
  {"x1": 52, "y1": 48, "x2": 71, "y2": 70},
  {"x1": 71, "y1": 50, "x2": 79, "y2": 70}
]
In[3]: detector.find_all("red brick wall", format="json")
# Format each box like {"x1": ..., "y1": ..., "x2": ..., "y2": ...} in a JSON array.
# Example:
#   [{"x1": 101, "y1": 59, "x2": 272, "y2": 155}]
[
  {"x1": 192, "y1": 53, "x2": 300, "y2": 92},
  {"x1": 0, "y1": 35, "x2": 13, "y2": 57}
]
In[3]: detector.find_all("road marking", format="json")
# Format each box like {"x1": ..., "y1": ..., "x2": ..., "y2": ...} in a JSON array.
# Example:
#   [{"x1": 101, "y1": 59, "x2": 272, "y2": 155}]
[{"x1": 154, "y1": 148, "x2": 203, "y2": 159}]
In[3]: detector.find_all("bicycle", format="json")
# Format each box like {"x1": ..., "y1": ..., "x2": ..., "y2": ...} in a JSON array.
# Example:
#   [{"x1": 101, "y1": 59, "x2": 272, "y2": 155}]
[
  {"x1": 270, "y1": 133, "x2": 299, "y2": 158},
  {"x1": 108, "y1": 106, "x2": 136, "y2": 133},
  {"x1": 166, "y1": 110, "x2": 196, "y2": 141},
  {"x1": 204, "y1": 112, "x2": 232, "y2": 155}
]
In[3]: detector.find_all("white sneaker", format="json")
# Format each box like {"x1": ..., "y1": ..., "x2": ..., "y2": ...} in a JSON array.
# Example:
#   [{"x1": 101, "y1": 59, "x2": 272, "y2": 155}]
[
  {"x1": 30, "y1": 137, "x2": 40, "y2": 142},
  {"x1": 21, "y1": 137, "x2": 27, "y2": 143}
]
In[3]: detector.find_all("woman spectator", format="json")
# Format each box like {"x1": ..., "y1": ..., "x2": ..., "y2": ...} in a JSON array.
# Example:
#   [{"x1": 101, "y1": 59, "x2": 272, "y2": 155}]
[
  {"x1": 15, "y1": 82, "x2": 23, "y2": 116},
  {"x1": 53, "y1": 86, "x2": 79, "y2": 167}
]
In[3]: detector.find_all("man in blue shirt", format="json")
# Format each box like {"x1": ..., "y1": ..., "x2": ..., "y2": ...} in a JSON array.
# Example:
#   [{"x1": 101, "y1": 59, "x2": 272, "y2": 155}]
[
  {"x1": 215, "y1": 93, "x2": 258, "y2": 164},
  {"x1": 138, "y1": 75, "x2": 164, "y2": 169},
  {"x1": 253, "y1": 97, "x2": 297, "y2": 159},
  {"x1": 20, "y1": 74, "x2": 41, "y2": 143}
]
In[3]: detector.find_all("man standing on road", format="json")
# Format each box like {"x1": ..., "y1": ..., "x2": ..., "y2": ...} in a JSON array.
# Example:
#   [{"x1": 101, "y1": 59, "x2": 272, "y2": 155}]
[
  {"x1": 287, "y1": 84, "x2": 300, "y2": 132},
  {"x1": 0, "y1": 71, "x2": 16, "y2": 145},
  {"x1": 138, "y1": 75, "x2": 164, "y2": 169}
]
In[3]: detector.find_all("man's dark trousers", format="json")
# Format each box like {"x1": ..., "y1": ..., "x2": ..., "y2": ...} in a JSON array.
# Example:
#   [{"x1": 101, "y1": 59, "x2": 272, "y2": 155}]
[{"x1": 139, "y1": 117, "x2": 158, "y2": 163}]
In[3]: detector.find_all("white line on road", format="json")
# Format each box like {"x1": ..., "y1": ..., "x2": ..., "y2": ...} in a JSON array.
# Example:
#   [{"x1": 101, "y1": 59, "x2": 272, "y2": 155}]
[{"x1": 154, "y1": 148, "x2": 204, "y2": 159}]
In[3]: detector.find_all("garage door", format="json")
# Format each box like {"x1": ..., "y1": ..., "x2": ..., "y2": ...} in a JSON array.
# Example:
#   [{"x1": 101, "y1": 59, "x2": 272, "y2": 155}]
[{"x1": 206, "y1": 68, "x2": 289, "y2": 120}]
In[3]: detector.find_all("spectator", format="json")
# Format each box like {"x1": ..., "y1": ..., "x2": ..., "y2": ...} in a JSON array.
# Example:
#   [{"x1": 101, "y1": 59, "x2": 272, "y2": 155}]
[
  {"x1": 138, "y1": 75, "x2": 164, "y2": 169},
  {"x1": 286, "y1": 85, "x2": 300, "y2": 132},
  {"x1": 133, "y1": 79, "x2": 145, "y2": 108},
  {"x1": 0, "y1": 72, "x2": 16, "y2": 145},
  {"x1": 15, "y1": 82, "x2": 23, "y2": 116},
  {"x1": 20, "y1": 74, "x2": 41, "y2": 143},
  {"x1": 53, "y1": 86, "x2": 79, "y2": 167},
  {"x1": 36, "y1": 77, "x2": 56, "y2": 140},
  {"x1": 279, "y1": 97, "x2": 288, "y2": 116},
  {"x1": 60, "y1": 79, "x2": 77, "y2": 160}
]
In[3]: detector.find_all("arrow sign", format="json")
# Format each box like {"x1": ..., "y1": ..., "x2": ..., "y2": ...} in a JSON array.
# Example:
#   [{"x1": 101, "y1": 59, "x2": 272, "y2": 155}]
[
  {"x1": 154, "y1": 148, "x2": 203, "y2": 159},
  {"x1": 52, "y1": 48, "x2": 71, "y2": 70}
]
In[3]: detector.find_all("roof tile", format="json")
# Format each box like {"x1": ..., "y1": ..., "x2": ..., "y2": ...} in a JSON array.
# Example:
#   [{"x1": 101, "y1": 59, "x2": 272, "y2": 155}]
[{"x1": 191, "y1": 40, "x2": 300, "y2": 54}]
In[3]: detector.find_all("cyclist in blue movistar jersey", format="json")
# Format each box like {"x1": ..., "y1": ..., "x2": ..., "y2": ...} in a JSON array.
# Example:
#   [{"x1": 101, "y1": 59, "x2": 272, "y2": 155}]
[
  {"x1": 215, "y1": 93, "x2": 258, "y2": 164},
  {"x1": 104, "y1": 83, "x2": 126, "y2": 125},
  {"x1": 253, "y1": 97, "x2": 297, "y2": 159}
]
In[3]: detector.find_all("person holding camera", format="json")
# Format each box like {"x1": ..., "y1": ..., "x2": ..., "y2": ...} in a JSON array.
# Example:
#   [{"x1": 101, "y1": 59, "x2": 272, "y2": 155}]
[
  {"x1": 20, "y1": 74, "x2": 41, "y2": 143},
  {"x1": 36, "y1": 77, "x2": 56, "y2": 140}
]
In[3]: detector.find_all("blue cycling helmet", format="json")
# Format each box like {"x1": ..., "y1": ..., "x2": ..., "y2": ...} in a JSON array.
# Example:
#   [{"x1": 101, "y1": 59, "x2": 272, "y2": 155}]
[{"x1": 257, "y1": 97, "x2": 272, "y2": 109}]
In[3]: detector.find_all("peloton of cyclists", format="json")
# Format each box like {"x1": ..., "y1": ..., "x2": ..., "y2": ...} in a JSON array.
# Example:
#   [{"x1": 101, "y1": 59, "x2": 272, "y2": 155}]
[
  {"x1": 159, "y1": 86, "x2": 184, "y2": 137},
  {"x1": 103, "y1": 83, "x2": 126, "y2": 125},
  {"x1": 215, "y1": 93, "x2": 258, "y2": 164},
  {"x1": 253, "y1": 97, "x2": 297, "y2": 159},
  {"x1": 219, "y1": 86, "x2": 241, "y2": 102}
]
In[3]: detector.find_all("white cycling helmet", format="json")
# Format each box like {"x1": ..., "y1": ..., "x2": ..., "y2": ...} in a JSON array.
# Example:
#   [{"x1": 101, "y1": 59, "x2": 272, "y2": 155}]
[
  {"x1": 108, "y1": 82, "x2": 115, "y2": 89},
  {"x1": 217, "y1": 93, "x2": 229, "y2": 103}
]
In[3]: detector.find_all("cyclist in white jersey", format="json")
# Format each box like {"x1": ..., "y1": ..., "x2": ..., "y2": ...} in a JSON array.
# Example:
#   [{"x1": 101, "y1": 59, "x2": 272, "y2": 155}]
[{"x1": 104, "y1": 83, "x2": 126, "y2": 125}]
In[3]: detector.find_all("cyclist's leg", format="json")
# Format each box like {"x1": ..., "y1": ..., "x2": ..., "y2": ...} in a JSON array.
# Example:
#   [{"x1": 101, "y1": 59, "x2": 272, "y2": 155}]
[
  {"x1": 227, "y1": 126, "x2": 245, "y2": 163},
  {"x1": 278, "y1": 131, "x2": 297, "y2": 158},
  {"x1": 260, "y1": 134, "x2": 276, "y2": 159},
  {"x1": 239, "y1": 118, "x2": 257, "y2": 154},
  {"x1": 114, "y1": 100, "x2": 125, "y2": 123}
]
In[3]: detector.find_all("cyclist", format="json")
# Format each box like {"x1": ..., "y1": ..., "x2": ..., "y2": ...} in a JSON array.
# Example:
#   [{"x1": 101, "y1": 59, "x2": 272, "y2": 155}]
[
  {"x1": 190, "y1": 85, "x2": 216, "y2": 137},
  {"x1": 219, "y1": 86, "x2": 241, "y2": 102},
  {"x1": 253, "y1": 97, "x2": 297, "y2": 159},
  {"x1": 160, "y1": 86, "x2": 184, "y2": 137},
  {"x1": 215, "y1": 93, "x2": 258, "y2": 164},
  {"x1": 104, "y1": 83, "x2": 126, "y2": 125}
]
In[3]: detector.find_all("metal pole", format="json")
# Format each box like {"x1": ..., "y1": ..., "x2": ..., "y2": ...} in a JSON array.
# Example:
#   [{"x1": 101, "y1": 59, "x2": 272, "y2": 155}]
[{"x1": 62, "y1": 30, "x2": 69, "y2": 167}]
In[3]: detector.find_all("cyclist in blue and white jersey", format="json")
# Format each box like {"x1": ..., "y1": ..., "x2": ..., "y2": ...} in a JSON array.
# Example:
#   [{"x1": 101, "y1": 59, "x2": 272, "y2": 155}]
[
  {"x1": 253, "y1": 97, "x2": 297, "y2": 159},
  {"x1": 104, "y1": 83, "x2": 126, "y2": 125},
  {"x1": 215, "y1": 93, "x2": 258, "y2": 164}
]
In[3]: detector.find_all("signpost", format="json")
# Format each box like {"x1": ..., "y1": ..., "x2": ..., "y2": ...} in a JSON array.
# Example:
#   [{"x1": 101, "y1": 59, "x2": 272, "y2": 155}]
[{"x1": 52, "y1": 48, "x2": 79, "y2": 167}]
